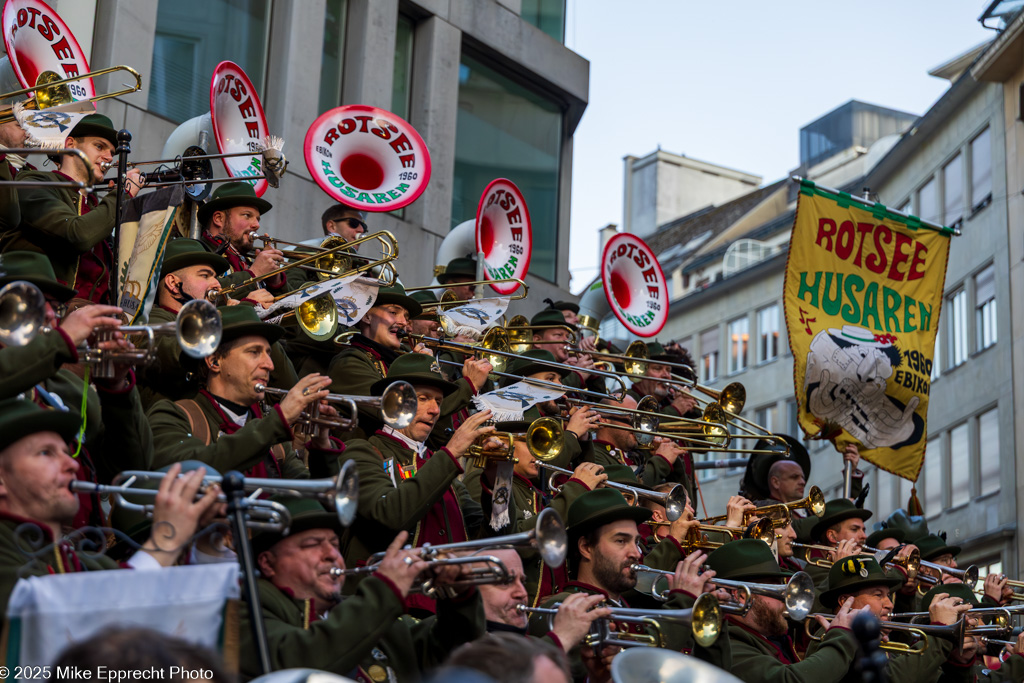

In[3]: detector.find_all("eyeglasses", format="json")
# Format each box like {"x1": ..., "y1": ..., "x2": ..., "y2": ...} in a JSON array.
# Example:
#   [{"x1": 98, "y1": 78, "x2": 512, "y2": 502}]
[{"x1": 333, "y1": 217, "x2": 368, "y2": 233}]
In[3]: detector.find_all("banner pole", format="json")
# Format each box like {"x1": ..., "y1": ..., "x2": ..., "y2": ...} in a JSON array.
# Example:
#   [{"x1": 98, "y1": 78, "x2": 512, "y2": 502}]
[{"x1": 111, "y1": 129, "x2": 132, "y2": 303}]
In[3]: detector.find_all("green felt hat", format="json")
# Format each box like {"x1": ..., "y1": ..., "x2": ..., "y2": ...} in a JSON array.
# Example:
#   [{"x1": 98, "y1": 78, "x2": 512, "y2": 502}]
[
  {"x1": 0, "y1": 398, "x2": 81, "y2": 446},
  {"x1": 740, "y1": 434, "x2": 811, "y2": 501},
  {"x1": 409, "y1": 290, "x2": 439, "y2": 320},
  {"x1": 705, "y1": 538, "x2": 789, "y2": 581},
  {"x1": 530, "y1": 309, "x2": 570, "y2": 327},
  {"x1": 920, "y1": 583, "x2": 980, "y2": 611},
  {"x1": 601, "y1": 464, "x2": 639, "y2": 486},
  {"x1": 545, "y1": 299, "x2": 580, "y2": 315},
  {"x1": 69, "y1": 113, "x2": 117, "y2": 148},
  {"x1": 913, "y1": 533, "x2": 961, "y2": 562},
  {"x1": 0, "y1": 251, "x2": 77, "y2": 302},
  {"x1": 566, "y1": 489, "x2": 651, "y2": 539},
  {"x1": 251, "y1": 496, "x2": 343, "y2": 557},
  {"x1": 865, "y1": 527, "x2": 905, "y2": 549},
  {"x1": 218, "y1": 305, "x2": 284, "y2": 345},
  {"x1": 437, "y1": 256, "x2": 477, "y2": 284},
  {"x1": 160, "y1": 238, "x2": 230, "y2": 278},
  {"x1": 809, "y1": 499, "x2": 873, "y2": 543},
  {"x1": 644, "y1": 341, "x2": 675, "y2": 362},
  {"x1": 373, "y1": 283, "x2": 422, "y2": 319},
  {"x1": 197, "y1": 181, "x2": 273, "y2": 225},
  {"x1": 499, "y1": 350, "x2": 565, "y2": 388},
  {"x1": 820, "y1": 555, "x2": 903, "y2": 608},
  {"x1": 370, "y1": 352, "x2": 455, "y2": 397}
]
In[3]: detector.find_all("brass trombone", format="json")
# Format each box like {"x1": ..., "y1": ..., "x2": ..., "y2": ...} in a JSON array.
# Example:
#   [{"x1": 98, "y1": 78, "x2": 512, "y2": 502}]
[
  {"x1": 0, "y1": 65, "x2": 142, "y2": 125},
  {"x1": 342, "y1": 507, "x2": 567, "y2": 595},
  {"x1": 210, "y1": 230, "x2": 399, "y2": 300},
  {"x1": 805, "y1": 614, "x2": 973, "y2": 655},
  {"x1": 631, "y1": 564, "x2": 814, "y2": 621},
  {"x1": 433, "y1": 358, "x2": 620, "y2": 402},
  {"x1": 255, "y1": 380, "x2": 417, "y2": 432},
  {"x1": 517, "y1": 593, "x2": 722, "y2": 649},
  {"x1": 701, "y1": 501, "x2": 792, "y2": 529},
  {"x1": 72, "y1": 460, "x2": 360, "y2": 531},
  {"x1": 407, "y1": 278, "x2": 529, "y2": 308},
  {"x1": 248, "y1": 233, "x2": 395, "y2": 283}
]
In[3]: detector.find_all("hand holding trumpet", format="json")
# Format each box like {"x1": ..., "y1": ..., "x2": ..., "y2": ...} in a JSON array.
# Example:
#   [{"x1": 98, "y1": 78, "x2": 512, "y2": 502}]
[{"x1": 276, "y1": 374, "x2": 331, "y2": 425}]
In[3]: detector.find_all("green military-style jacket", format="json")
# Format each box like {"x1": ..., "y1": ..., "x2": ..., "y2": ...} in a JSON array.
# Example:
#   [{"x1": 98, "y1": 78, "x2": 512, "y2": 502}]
[
  {"x1": 728, "y1": 617, "x2": 858, "y2": 683},
  {"x1": 341, "y1": 432, "x2": 480, "y2": 572},
  {"x1": 805, "y1": 627, "x2": 953, "y2": 683},
  {"x1": 136, "y1": 305, "x2": 299, "y2": 411},
  {"x1": 239, "y1": 573, "x2": 485, "y2": 682},
  {"x1": 0, "y1": 157, "x2": 20, "y2": 231},
  {"x1": 2, "y1": 170, "x2": 117, "y2": 290},
  {"x1": 146, "y1": 390, "x2": 323, "y2": 479},
  {"x1": 0, "y1": 327, "x2": 78, "y2": 401},
  {"x1": 945, "y1": 654, "x2": 1024, "y2": 682}
]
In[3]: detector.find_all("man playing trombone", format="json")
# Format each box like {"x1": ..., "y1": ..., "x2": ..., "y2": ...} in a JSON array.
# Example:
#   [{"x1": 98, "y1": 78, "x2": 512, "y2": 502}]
[
  {"x1": 8, "y1": 113, "x2": 147, "y2": 305},
  {"x1": 242, "y1": 498, "x2": 485, "y2": 682},
  {"x1": 0, "y1": 398, "x2": 220, "y2": 624},
  {"x1": 800, "y1": 498, "x2": 872, "y2": 596},
  {"x1": 807, "y1": 556, "x2": 971, "y2": 683},
  {"x1": 147, "y1": 306, "x2": 343, "y2": 479}
]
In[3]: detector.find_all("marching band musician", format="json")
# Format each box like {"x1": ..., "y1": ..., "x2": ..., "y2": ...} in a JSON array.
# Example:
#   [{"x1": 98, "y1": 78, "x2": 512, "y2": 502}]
[
  {"x1": 136, "y1": 238, "x2": 298, "y2": 410},
  {"x1": 529, "y1": 308, "x2": 596, "y2": 392},
  {"x1": 437, "y1": 256, "x2": 479, "y2": 302},
  {"x1": 5, "y1": 114, "x2": 146, "y2": 305},
  {"x1": 284, "y1": 204, "x2": 368, "y2": 293},
  {"x1": 326, "y1": 282, "x2": 490, "y2": 439},
  {"x1": 801, "y1": 498, "x2": 873, "y2": 594},
  {"x1": 146, "y1": 306, "x2": 343, "y2": 479},
  {"x1": 809, "y1": 556, "x2": 970, "y2": 683},
  {"x1": 527, "y1": 488, "x2": 719, "y2": 681},
  {"x1": 198, "y1": 182, "x2": 283, "y2": 304},
  {"x1": 0, "y1": 251, "x2": 153, "y2": 526},
  {"x1": 625, "y1": 341, "x2": 698, "y2": 419},
  {"x1": 706, "y1": 539, "x2": 862, "y2": 683},
  {"x1": 863, "y1": 527, "x2": 923, "y2": 615},
  {"x1": 242, "y1": 497, "x2": 485, "y2": 683},
  {"x1": 0, "y1": 398, "x2": 219, "y2": 624},
  {"x1": 0, "y1": 85, "x2": 28, "y2": 231},
  {"x1": 338, "y1": 354, "x2": 492, "y2": 614},
  {"x1": 409, "y1": 290, "x2": 443, "y2": 338},
  {"x1": 543, "y1": 298, "x2": 580, "y2": 327}
]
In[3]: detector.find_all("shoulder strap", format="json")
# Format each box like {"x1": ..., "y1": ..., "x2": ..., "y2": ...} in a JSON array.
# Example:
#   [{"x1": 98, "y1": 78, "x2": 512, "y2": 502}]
[{"x1": 175, "y1": 398, "x2": 212, "y2": 446}]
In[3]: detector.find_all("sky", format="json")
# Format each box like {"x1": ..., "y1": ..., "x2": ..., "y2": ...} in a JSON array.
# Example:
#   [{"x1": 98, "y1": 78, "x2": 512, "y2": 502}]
[{"x1": 562, "y1": 1, "x2": 996, "y2": 292}]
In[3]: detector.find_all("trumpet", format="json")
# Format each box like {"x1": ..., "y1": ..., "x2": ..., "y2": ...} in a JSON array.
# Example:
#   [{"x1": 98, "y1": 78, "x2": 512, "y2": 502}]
[
  {"x1": 400, "y1": 328, "x2": 628, "y2": 396},
  {"x1": 702, "y1": 501, "x2": 792, "y2": 529},
  {"x1": 255, "y1": 380, "x2": 417, "y2": 433},
  {"x1": 0, "y1": 66, "x2": 142, "y2": 125},
  {"x1": 0, "y1": 280, "x2": 47, "y2": 347},
  {"x1": 71, "y1": 460, "x2": 359, "y2": 531},
  {"x1": 860, "y1": 543, "x2": 921, "y2": 581},
  {"x1": 517, "y1": 593, "x2": 722, "y2": 649},
  {"x1": 805, "y1": 613, "x2": 978, "y2": 655},
  {"x1": 536, "y1": 460, "x2": 688, "y2": 521},
  {"x1": 211, "y1": 231, "x2": 399, "y2": 301},
  {"x1": 466, "y1": 416, "x2": 564, "y2": 467},
  {"x1": 917, "y1": 562, "x2": 980, "y2": 589},
  {"x1": 343, "y1": 507, "x2": 568, "y2": 595},
  {"x1": 631, "y1": 565, "x2": 815, "y2": 621}
]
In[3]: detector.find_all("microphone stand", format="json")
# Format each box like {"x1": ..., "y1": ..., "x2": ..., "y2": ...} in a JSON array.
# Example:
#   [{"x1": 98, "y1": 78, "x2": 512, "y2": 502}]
[
  {"x1": 110, "y1": 128, "x2": 132, "y2": 304},
  {"x1": 222, "y1": 471, "x2": 271, "y2": 675},
  {"x1": 852, "y1": 611, "x2": 887, "y2": 683}
]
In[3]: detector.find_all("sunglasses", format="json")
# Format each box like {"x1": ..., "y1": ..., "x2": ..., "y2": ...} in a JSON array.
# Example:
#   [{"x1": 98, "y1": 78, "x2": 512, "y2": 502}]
[{"x1": 333, "y1": 217, "x2": 368, "y2": 232}]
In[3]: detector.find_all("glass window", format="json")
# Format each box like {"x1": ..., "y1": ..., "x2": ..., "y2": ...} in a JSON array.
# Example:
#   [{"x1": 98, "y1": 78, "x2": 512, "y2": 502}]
[
  {"x1": 391, "y1": 14, "x2": 414, "y2": 120},
  {"x1": 948, "y1": 289, "x2": 968, "y2": 368},
  {"x1": 727, "y1": 316, "x2": 749, "y2": 374},
  {"x1": 917, "y1": 177, "x2": 938, "y2": 224},
  {"x1": 943, "y1": 153, "x2": 963, "y2": 227},
  {"x1": 787, "y1": 398, "x2": 800, "y2": 439},
  {"x1": 949, "y1": 423, "x2": 969, "y2": 507},
  {"x1": 520, "y1": 0, "x2": 566, "y2": 42},
  {"x1": 971, "y1": 127, "x2": 992, "y2": 211},
  {"x1": 898, "y1": 199, "x2": 913, "y2": 216},
  {"x1": 975, "y1": 264, "x2": 996, "y2": 351},
  {"x1": 318, "y1": 0, "x2": 347, "y2": 114},
  {"x1": 875, "y1": 467, "x2": 892, "y2": 518},
  {"x1": 979, "y1": 408, "x2": 999, "y2": 495},
  {"x1": 757, "y1": 304, "x2": 779, "y2": 363},
  {"x1": 924, "y1": 436, "x2": 942, "y2": 517},
  {"x1": 454, "y1": 55, "x2": 563, "y2": 280},
  {"x1": 150, "y1": 0, "x2": 272, "y2": 124},
  {"x1": 931, "y1": 327, "x2": 942, "y2": 382},
  {"x1": 700, "y1": 327, "x2": 719, "y2": 383}
]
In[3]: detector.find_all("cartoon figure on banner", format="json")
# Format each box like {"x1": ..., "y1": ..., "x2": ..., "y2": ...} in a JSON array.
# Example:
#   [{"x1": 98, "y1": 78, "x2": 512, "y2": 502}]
[
  {"x1": 458, "y1": 307, "x2": 489, "y2": 326},
  {"x1": 803, "y1": 324, "x2": 924, "y2": 449},
  {"x1": 337, "y1": 296, "x2": 359, "y2": 324}
]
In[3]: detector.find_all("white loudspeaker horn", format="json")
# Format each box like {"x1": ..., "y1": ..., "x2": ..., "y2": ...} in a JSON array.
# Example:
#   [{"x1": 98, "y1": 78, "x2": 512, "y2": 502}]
[
  {"x1": 601, "y1": 232, "x2": 669, "y2": 338},
  {"x1": 475, "y1": 178, "x2": 531, "y2": 295},
  {"x1": 1, "y1": 0, "x2": 95, "y2": 101},
  {"x1": 303, "y1": 104, "x2": 431, "y2": 212}
]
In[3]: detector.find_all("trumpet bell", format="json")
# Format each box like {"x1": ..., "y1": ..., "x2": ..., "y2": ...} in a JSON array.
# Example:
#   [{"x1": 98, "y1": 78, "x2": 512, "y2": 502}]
[
  {"x1": 610, "y1": 646, "x2": 744, "y2": 683},
  {"x1": 334, "y1": 460, "x2": 360, "y2": 526},
  {"x1": 535, "y1": 507, "x2": 569, "y2": 568},
  {"x1": 380, "y1": 380, "x2": 418, "y2": 430},
  {"x1": 296, "y1": 293, "x2": 339, "y2": 342},
  {"x1": 691, "y1": 592, "x2": 724, "y2": 648},
  {"x1": 176, "y1": 299, "x2": 223, "y2": 359},
  {"x1": 506, "y1": 314, "x2": 531, "y2": 354},
  {"x1": 623, "y1": 340, "x2": 649, "y2": 377},
  {"x1": 718, "y1": 383, "x2": 746, "y2": 414},
  {"x1": 526, "y1": 417, "x2": 565, "y2": 462},
  {"x1": 479, "y1": 327, "x2": 511, "y2": 374},
  {"x1": 0, "y1": 280, "x2": 45, "y2": 347},
  {"x1": 784, "y1": 571, "x2": 815, "y2": 621}
]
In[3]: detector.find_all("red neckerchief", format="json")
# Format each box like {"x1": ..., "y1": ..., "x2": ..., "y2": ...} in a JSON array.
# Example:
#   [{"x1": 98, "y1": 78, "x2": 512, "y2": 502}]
[
  {"x1": 199, "y1": 389, "x2": 282, "y2": 478},
  {"x1": 728, "y1": 616, "x2": 800, "y2": 663}
]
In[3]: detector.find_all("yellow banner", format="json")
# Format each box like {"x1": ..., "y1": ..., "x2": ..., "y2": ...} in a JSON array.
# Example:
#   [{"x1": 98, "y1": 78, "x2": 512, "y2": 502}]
[{"x1": 783, "y1": 182, "x2": 952, "y2": 481}]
